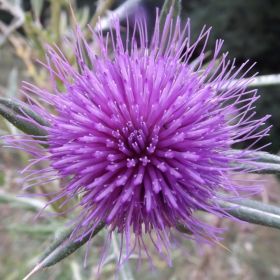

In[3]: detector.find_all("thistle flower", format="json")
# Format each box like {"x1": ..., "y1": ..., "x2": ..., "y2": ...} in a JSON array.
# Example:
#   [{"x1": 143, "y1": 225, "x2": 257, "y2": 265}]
[{"x1": 7, "y1": 10, "x2": 270, "y2": 272}]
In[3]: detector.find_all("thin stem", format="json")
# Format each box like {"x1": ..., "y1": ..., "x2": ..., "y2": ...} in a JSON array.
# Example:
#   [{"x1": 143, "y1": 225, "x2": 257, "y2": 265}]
[
  {"x1": 84, "y1": 0, "x2": 115, "y2": 42},
  {"x1": 50, "y1": 0, "x2": 61, "y2": 47}
]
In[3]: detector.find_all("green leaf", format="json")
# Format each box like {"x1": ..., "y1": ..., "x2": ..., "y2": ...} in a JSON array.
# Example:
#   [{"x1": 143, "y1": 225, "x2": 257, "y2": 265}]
[
  {"x1": 230, "y1": 149, "x2": 280, "y2": 164},
  {"x1": 8, "y1": 224, "x2": 57, "y2": 235},
  {"x1": 23, "y1": 221, "x2": 105, "y2": 280},
  {"x1": 158, "y1": 0, "x2": 182, "y2": 53},
  {"x1": 225, "y1": 198, "x2": 280, "y2": 216},
  {"x1": 217, "y1": 199, "x2": 280, "y2": 230},
  {"x1": 225, "y1": 150, "x2": 280, "y2": 174},
  {"x1": 37, "y1": 222, "x2": 85, "y2": 264},
  {"x1": 0, "y1": 97, "x2": 49, "y2": 146},
  {"x1": 248, "y1": 74, "x2": 280, "y2": 87},
  {"x1": 7, "y1": 68, "x2": 18, "y2": 98},
  {"x1": 221, "y1": 73, "x2": 280, "y2": 90},
  {"x1": 177, "y1": 197, "x2": 280, "y2": 236},
  {"x1": 30, "y1": 0, "x2": 44, "y2": 22},
  {"x1": 230, "y1": 161, "x2": 280, "y2": 174},
  {"x1": 0, "y1": 190, "x2": 53, "y2": 213}
]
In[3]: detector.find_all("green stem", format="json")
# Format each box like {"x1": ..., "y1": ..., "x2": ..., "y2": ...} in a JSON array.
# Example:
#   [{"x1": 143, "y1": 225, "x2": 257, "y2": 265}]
[
  {"x1": 50, "y1": 0, "x2": 61, "y2": 46},
  {"x1": 84, "y1": 0, "x2": 115, "y2": 42}
]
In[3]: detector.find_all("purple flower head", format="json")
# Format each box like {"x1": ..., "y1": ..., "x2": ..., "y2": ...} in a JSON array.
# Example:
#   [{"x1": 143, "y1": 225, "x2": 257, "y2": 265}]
[{"x1": 8, "y1": 10, "x2": 270, "y2": 273}]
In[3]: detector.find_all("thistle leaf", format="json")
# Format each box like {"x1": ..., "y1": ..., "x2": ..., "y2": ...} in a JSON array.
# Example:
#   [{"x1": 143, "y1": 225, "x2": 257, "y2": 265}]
[
  {"x1": 159, "y1": 0, "x2": 182, "y2": 29},
  {"x1": 0, "y1": 97, "x2": 48, "y2": 139},
  {"x1": 213, "y1": 194, "x2": 280, "y2": 230},
  {"x1": 23, "y1": 221, "x2": 105, "y2": 280},
  {"x1": 158, "y1": 0, "x2": 182, "y2": 53},
  {"x1": 230, "y1": 161, "x2": 280, "y2": 174},
  {"x1": 230, "y1": 149, "x2": 280, "y2": 164},
  {"x1": 217, "y1": 199, "x2": 280, "y2": 230},
  {"x1": 30, "y1": 0, "x2": 44, "y2": 22},
  {"x1": 178, "y1": 197, "x2": 280, "y2": 235}
]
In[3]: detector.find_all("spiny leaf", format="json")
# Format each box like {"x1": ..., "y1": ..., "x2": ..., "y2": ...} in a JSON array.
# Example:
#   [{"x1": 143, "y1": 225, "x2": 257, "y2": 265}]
[
  {"x1": 158, "y1": 0, "x2": 181, "y2": 53},
  {"x1": 217, "y1": 199, "x2": 280, "y2": 230},
  {"x1": 0, "y1": 97, "x2": 49, "y2": 146},
  {"x1": 30, "y1": 0, "x2": 44, "y2": 22},
  {"x1": 230, "y1": 149, "x2": 280, "y2": 164},
  {"x1": 23, "y1": 221, "x2": 105, "y2": 280}
]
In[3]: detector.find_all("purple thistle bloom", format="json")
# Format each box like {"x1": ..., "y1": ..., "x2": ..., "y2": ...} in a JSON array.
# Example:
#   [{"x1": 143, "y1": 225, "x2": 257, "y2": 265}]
[{"x1": 7, "y1": 11, "x2": 270, "y2": 272}]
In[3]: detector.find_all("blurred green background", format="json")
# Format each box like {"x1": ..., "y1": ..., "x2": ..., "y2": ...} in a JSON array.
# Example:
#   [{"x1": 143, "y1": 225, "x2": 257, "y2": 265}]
[{"x1": 1, "y1": 1, "x2": 280, "y2": 279}]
